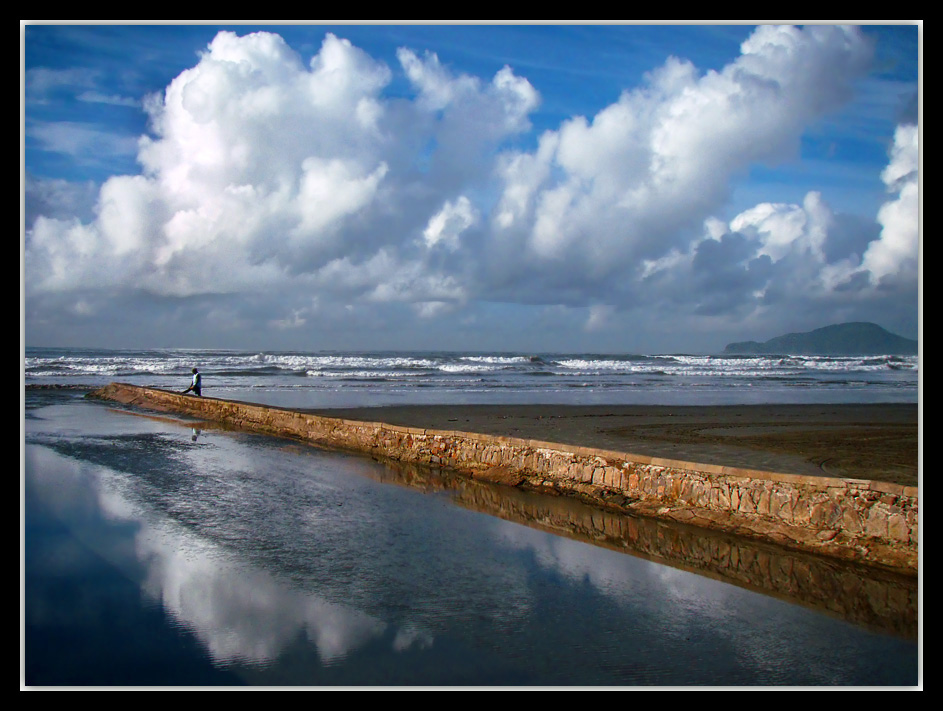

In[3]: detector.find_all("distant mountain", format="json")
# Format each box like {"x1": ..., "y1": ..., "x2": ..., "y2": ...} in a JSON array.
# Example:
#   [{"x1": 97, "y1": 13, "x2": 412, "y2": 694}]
[{"x1": 723, "y1": 322, "x2": 917, "y2": 355}]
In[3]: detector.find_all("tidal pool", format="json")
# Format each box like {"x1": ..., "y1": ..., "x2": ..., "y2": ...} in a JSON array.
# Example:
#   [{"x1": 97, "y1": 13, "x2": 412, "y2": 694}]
[{"x1": 23, "y1": 390, "x2": 919, "y2": 687}]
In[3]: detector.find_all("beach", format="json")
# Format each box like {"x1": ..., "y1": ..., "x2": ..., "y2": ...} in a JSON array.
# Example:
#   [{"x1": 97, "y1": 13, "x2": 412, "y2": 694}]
[{"x1": 305, "y1": 403, "x2": 918, "y2": 487}]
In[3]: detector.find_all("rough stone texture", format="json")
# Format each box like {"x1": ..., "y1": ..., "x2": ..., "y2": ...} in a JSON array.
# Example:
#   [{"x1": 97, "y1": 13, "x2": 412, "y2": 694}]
[{"x1": 88, "y1": 383, "x2": 918, "y2": 573}]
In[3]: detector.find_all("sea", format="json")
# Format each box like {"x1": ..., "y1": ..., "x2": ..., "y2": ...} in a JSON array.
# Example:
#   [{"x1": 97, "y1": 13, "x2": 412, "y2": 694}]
[
  {"x1": 24, "y1": 347, "x2": 920, "y2": 408},
  {"x1": 23, "y1": 348, "x2": 921, "y2": 687}
]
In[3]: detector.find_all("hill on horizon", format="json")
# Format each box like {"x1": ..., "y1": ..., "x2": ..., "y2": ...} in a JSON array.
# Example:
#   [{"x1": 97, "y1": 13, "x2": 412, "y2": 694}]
[{"x1": 723, "y1": 322, "x2": 917, "y2": 356}]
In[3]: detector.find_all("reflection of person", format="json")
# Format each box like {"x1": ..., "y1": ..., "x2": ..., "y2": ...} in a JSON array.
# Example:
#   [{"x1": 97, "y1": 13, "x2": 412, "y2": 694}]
[{"x1": 183, "y1": 368, "x2": 202, "y2": 396}]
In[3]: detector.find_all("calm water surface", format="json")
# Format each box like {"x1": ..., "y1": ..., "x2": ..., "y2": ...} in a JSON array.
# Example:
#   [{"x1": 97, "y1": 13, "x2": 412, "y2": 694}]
[{"x1": 23, "y1": 390, "x2": 919, "y2": 687}]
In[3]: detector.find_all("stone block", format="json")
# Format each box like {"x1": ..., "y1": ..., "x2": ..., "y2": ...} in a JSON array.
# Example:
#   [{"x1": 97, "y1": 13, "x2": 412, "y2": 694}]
[
  {"x1": 738, "y1": 488, "x2": 756, "y2": 514},
  {"x1": 810, "y1": 499, "x2": 842, "y2": 529},
  {"x1": 865, "y1": 507, "x2": 888, "y2": 538},
  {"x1": 887, "y1": 513, "x2": 910, "y2": 542}
]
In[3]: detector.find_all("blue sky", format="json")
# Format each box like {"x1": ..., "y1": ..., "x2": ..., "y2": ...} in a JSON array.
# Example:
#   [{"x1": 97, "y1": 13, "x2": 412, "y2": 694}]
[{"x1": 23, "y1": 23, "x2": 920, "y2": 353}]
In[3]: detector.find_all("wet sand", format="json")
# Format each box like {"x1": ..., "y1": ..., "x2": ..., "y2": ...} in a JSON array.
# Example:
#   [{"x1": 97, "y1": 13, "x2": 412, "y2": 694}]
[{"x1": 306, "y1": 403, "x2": 919, "y2": 487}]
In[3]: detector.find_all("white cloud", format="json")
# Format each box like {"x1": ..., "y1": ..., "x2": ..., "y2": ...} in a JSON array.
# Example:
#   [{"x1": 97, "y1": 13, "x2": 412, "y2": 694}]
[
  {"x1": 77, "y1": 91, "x2": 140, "y2": 107},
  {"x1": 26, "y1": 31, "x2": 537, "y2": 306},
  {"x1": 631, "y1": 115, "x2": 918, "y2": 334},
  {"x1": 729, "y1": 192, "x2": 831, "y2": 263},
  {"x1": 397, "y1": 48, "x2": 475, "y2": 112},
  {"x1": 24, "y1": 26, "x2": 916, "y2": 350},
  {"x1": 25, "y1": 67, "x2": 98, "y2": 101},
  {"x1": 25, "y1": 174, "x2": 98, "y2": 224},
  {"x1": 422, "y1": 196, "x2": 477, "y2": 250},
  {"x1": 861, "y1": 124, "x2": 919, "y2": 284},
  {"x1": 295, "y1": 157, "x2": 389, "y2": 238},
  {"x1": 490, "y1": 25, "x2": 873, "y2": 282},
  {"x1": 27, "y1": 120, "x2": 139, "y2": 162}
]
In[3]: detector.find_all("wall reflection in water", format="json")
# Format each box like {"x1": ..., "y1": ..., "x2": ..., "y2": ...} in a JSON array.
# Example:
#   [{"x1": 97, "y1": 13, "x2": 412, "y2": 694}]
[{"x1": 367, "y1": 459, "x2": 916, "y2": 640}]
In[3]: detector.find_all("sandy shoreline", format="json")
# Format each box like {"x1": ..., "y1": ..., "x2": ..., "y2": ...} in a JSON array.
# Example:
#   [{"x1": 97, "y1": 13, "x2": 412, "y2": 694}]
[{"x1": 304, "y1": 403, "x2": 918, "y2": 487}]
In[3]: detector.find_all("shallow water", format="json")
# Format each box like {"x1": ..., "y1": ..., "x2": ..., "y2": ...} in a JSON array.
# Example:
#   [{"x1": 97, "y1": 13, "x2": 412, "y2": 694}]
[{"x1": 23, "y1": 390, "x2": 919, "y2": 687}]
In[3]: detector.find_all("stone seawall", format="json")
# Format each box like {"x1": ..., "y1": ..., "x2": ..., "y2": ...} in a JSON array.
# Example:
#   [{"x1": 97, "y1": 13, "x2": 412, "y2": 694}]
[{"x1": 88, "y1": 383, "x2": 918, "y2": 573}]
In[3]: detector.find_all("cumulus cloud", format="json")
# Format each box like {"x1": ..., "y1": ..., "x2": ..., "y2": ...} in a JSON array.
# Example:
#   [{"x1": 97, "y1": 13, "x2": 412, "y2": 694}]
[
  {"x1": 422, "y1": 196, "x2": 477, "y2": 250},
  {"x1": 24, "y1": 173, "x2": 98, "y2": 225},
  {"x1": 26, "y1": 32, "x2": 535, "y2": 308},
  {"x1": 635, "y1": 120, "x2": 919, "y2": 336},
  {"x1": 489, "y1": 26, "x2": 873, "y2": 281},
  {"x1": 861, "y1": 124, "x2": 919, "y2": 284},
  {"x1": 729, "y1": 192, "x2": 831, "y2": 263},
  {"x1": 24, "y1": 26, "x2": 917, "y2": 349}
]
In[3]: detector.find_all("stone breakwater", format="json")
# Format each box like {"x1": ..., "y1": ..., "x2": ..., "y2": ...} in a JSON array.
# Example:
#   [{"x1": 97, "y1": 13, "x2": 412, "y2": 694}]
[{"x1": 88, "y1": 383, "x2": 918, "y2": 573}]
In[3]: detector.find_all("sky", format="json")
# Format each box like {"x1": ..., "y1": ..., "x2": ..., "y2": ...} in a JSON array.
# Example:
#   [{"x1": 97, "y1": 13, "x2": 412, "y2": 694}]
[{"x1": 22, "y1": 22, "x2": 921, "y2": 354}]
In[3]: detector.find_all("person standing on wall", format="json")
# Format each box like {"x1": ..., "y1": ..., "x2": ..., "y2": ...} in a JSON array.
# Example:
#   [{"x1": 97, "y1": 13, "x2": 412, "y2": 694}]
[{"x1": 183, "y1": 368, "x2": 202, "y2": 396}]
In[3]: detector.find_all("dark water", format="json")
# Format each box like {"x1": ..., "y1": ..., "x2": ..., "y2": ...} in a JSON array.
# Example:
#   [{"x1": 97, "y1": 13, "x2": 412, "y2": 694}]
[{"x1": 23, "y1": 390, "x2": 919, "y2": 687}]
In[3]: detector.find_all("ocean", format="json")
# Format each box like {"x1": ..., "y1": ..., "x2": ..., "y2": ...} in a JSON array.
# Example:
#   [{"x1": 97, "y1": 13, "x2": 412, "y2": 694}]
[{"x1": 24, "y1": 347, "x2": 919, "y2": 409}]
